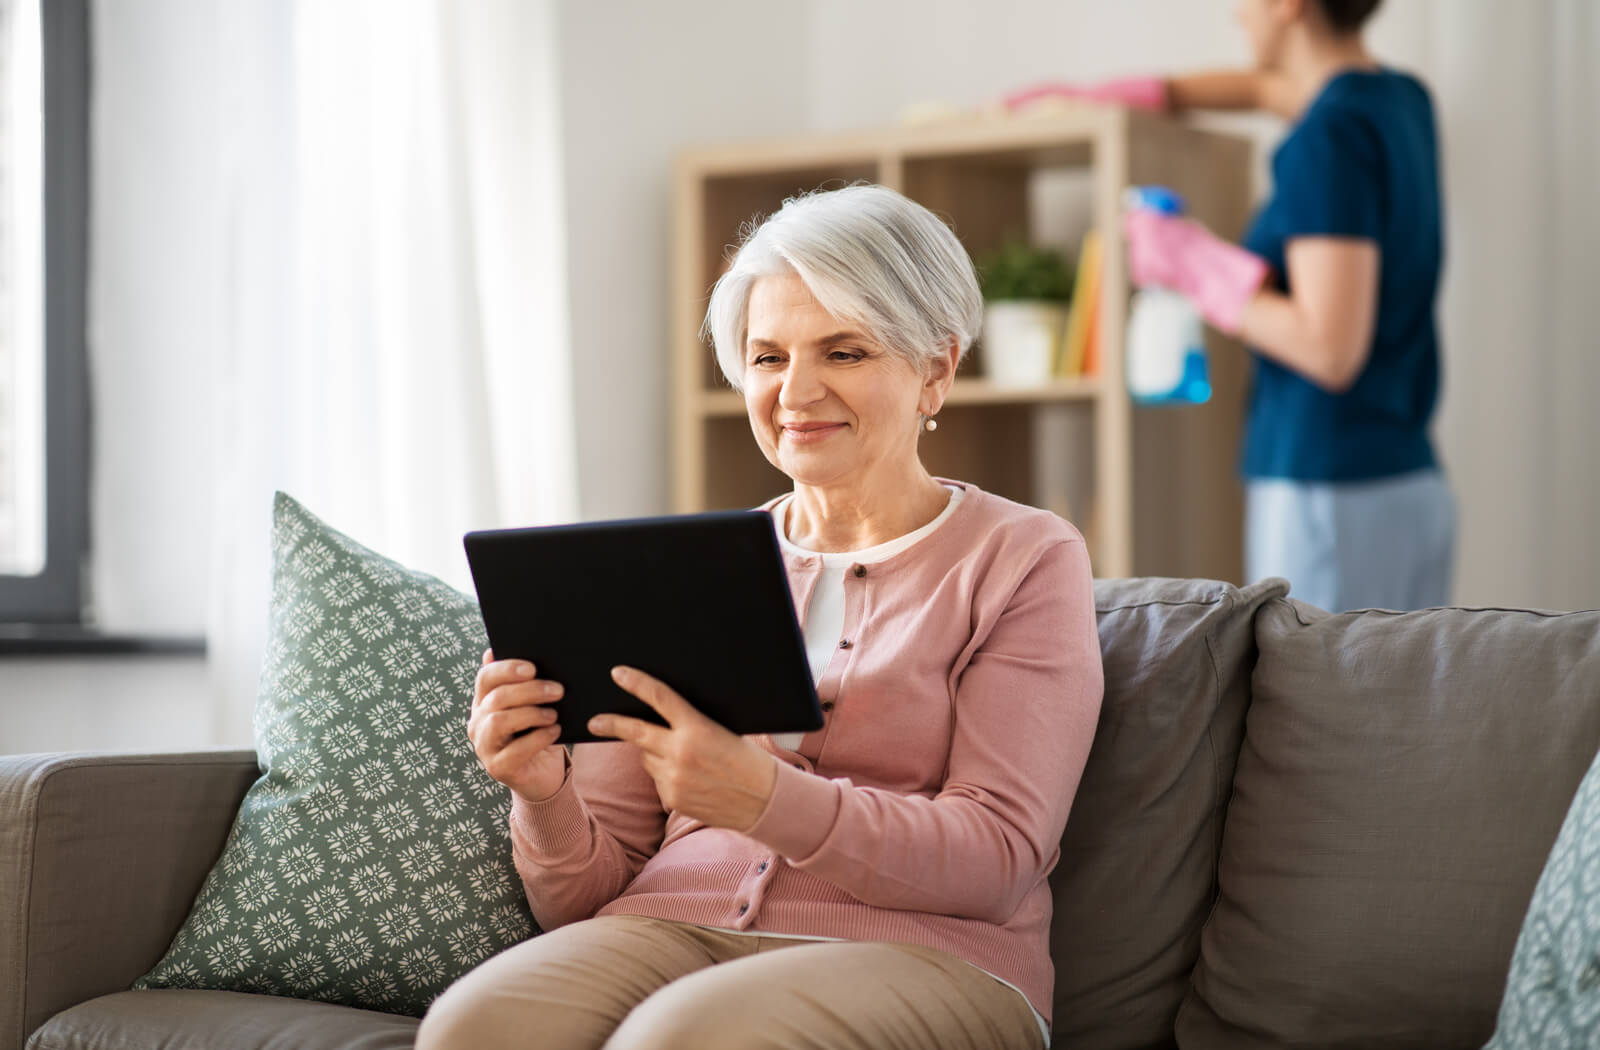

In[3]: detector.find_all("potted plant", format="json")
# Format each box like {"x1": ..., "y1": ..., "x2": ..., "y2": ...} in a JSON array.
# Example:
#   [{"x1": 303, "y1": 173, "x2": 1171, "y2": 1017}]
[{"x1": 975, "y1": 239, "x2": 1073, "y2": 386}]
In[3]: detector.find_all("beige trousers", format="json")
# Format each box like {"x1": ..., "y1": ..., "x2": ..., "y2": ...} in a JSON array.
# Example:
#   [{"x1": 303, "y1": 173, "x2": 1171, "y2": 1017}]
[{"x1": 415, "y1": 914, "x2": 1046, "y2": 1050}]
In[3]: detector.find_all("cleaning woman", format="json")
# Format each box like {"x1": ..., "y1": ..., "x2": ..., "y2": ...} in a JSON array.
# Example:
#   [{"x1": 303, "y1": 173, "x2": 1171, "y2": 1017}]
[{"x1": 1015, "y1": 0, "x2": 1454, "y2": 612}]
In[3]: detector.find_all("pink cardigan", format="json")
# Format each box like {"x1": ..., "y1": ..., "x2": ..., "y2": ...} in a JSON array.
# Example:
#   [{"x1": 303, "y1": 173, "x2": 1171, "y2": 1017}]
[{"x1": 509, "y1": 481, "x2": 1103, "y2": 1023}]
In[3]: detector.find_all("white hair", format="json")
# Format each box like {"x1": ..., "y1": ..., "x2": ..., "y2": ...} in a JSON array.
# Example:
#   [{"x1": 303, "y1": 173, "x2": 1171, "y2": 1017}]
[{"x1": 702, "y1": 184, "x2": 982, "y2": 392}]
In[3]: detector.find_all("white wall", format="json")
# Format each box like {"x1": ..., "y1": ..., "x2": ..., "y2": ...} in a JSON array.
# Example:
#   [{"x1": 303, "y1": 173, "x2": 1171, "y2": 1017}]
[
  {"x1": 1422, "y1": 1, "x2": 1600, "y2": 610},
  {"x1": 0, "y1": 657, "x2": 213, "y2": 754},
  {"x1": 5, "y1": 0, "x2": 1596, "y2": 755},
  {"x1": 557, "y1": 0, "x2": 815, "y2": 519}
]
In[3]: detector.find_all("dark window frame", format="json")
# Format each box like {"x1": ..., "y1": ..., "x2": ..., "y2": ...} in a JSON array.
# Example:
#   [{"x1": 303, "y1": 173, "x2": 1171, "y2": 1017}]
[{"x1": 0, "y1": 0, "x2": 89, "y2": 625}]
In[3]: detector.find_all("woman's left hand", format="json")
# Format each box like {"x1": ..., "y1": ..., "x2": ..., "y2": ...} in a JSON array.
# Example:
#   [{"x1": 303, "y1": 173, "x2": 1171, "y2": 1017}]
[
  {"x1": 1123, "y1": 208, "x2": 1268, "y2": 335},
  {"x1": 588, "y1": 666, "x2": 779, "y2": 832}
]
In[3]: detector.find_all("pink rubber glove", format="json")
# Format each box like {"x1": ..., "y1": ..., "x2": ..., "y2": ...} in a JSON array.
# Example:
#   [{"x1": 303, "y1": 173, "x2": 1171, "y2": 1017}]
[
  {"x1": 1123, "y1": 209, "x2": 1269, "y2": 335},
  {"x1": 1002, "y1": 76, "x2": 1168, "y2": 114}
]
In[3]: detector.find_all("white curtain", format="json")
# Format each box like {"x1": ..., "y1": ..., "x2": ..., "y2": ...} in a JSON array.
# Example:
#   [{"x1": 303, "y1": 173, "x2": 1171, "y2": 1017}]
[
  {"x1": 206, "y1": 0, "x2": 576, "y2": 746},
  {"x1": 1404, "y1": 0, "x2": 1600, "y2": 609}
]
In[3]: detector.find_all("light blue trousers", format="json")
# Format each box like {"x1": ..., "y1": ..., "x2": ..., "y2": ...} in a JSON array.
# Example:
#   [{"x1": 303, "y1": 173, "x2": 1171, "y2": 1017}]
[{"x1": 1246, "y1": 468, "x2": 1456, "y2": 613}]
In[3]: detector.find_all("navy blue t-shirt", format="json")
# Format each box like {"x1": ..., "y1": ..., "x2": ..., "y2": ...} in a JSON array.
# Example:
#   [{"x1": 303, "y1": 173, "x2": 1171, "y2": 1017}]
[{"x1": 1240, "y1": 68, "x2": 1443, "y2": 481}]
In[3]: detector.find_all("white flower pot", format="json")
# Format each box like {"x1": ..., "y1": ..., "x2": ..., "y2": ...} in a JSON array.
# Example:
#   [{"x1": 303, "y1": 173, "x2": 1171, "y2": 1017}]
[{"x1": 980, "y1": 301, "x2": 1069, "y2": 387}]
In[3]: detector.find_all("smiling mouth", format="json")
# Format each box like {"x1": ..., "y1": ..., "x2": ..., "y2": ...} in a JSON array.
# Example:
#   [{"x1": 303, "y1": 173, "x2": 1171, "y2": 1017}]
[{"x1": 781, "y1": 423, "x2": 846, "y2": 442}]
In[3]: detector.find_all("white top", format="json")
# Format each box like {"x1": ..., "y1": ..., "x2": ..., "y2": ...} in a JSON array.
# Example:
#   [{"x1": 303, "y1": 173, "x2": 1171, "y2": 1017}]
[{"x1": 769, "y1": 484, "x2": 966, "y2": 749}]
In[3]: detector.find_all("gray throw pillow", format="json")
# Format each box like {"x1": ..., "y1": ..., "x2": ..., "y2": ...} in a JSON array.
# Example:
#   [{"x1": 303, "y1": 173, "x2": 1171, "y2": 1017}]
[
  {"x1": 1180, "y1": 597, "x2": 1600, "y2": 1050},
  {"x1": 1050, "y1": 576, "x2": 1286, "y2": 1050},
  {"x1": 1485, "y1": 744, "x2": 1600, "y2": 1048},
  {"x1": 134, "y1": 492, "x2": 537, "y2": 1015}
]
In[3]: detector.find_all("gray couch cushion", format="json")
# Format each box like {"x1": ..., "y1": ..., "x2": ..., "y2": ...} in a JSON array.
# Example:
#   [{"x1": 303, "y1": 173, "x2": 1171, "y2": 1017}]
[
  {"x1": 1180, "y1": 597, "x2": 1600, "y2": 1050},
  {"x1": 1050, "y1": 576, "x2": 1287, "y2": 1050},
  {"x1": 27, "y1": 990, "x2": 417, "y2": 1050},
  {"x1": 0, "y1": 752, "x2": 259, "y2": 1050}
]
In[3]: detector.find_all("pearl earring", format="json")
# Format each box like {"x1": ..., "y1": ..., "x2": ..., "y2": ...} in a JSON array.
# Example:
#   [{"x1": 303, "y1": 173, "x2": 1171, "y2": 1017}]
[{"x1": 924, "y1": 416, "x2": 938, "y2": 432}]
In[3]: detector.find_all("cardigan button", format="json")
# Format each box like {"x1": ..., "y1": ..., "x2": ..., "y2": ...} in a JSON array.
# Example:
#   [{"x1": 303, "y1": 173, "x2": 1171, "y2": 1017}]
[
  {"x1": 838, "y1": 639, "x2": 852, "y2": 649},
  {"x1": 821, "y1": 701, "x2": 835, "y2": 713},
  {"x1": 852, "y1": 564, "x2": 867, "y2": 578},
  {"x1": 737, "y1": 903, "x2": 749, "y2": 916}
]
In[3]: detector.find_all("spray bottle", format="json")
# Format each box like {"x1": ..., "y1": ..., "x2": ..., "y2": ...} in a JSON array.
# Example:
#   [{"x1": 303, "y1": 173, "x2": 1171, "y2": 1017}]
[{"x1": 1123, "y1": 186, "x2": 1211, "y2": 405}]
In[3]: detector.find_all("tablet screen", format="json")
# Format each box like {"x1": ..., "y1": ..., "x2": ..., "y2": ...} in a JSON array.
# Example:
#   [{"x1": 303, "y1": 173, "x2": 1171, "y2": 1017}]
[{"x1": 464, "y1": 511, "x2": 822, "y2": 746}]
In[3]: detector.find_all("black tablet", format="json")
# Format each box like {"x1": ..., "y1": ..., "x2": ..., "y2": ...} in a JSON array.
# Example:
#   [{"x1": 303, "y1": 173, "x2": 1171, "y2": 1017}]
[{"x1": 463, "y1": 511, "x2": 822, "y2": 746}]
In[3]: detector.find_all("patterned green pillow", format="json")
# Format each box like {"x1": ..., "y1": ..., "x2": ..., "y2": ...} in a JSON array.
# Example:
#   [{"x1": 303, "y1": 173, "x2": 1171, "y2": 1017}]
[
  {"x1": 134, "y1": 492, "x2": 538, "y2": 1015},
  {"x1": 1485, "y1": 744, "x2": 1600, "y2": 1048}
]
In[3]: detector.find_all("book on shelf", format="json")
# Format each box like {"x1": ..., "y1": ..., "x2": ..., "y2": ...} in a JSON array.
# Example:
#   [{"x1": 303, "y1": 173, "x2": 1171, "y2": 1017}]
[
  {"x1": 1057, "y1": 230, "x2": 1102, "y2": 377},
  {"x1": 1080, "y1": 278, "x2": 1102, "y2": 378}
]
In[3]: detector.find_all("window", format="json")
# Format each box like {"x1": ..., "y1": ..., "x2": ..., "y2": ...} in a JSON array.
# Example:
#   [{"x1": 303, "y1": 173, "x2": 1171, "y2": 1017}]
[
  {"x1": 1, "y1": 0, "x2": 44, "y2": 577},
  {"x1": 0, "y1": 0, "x2": 88, "y2": 624}
]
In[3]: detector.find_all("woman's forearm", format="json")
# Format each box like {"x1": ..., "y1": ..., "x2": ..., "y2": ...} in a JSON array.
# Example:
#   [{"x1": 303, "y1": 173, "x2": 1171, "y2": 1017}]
[
  {"x1": 510, "y1": 741, "x2": 666, "y2": 930},
  {"x1": 1234, "y1": 236, "x2": 1380, "y2": 394},
  {"x1": 1168, "y1": 69, "x2": 1297, "y2": 117},
  {"x1": 1167, "y1": 70, "x2": 1259, "y2": 111},
  {"x1": 748, "y1": 772, "x2": 1070, "y2": 922},
  {"x1": 1236, "y1": 286, "x2": 1367, "y2": 393},
  {"x1": 510, "y1": 787, "x2": 640, "y2": 930}
]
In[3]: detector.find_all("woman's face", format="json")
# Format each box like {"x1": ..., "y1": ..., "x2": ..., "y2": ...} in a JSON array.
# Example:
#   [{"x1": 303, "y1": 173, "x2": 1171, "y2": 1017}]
[
  {"x1": 742, "y1": 272, "x2": 936, "y2": 490},
  {"x1": 1235, "y1": 0, "x2": 1293, "y2": 70}
]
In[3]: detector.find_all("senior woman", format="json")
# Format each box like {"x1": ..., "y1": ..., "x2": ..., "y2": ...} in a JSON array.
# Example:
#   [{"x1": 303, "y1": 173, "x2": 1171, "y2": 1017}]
[{"x1": 417, "y1": 184, "x2": 1103, "y2": 1050}]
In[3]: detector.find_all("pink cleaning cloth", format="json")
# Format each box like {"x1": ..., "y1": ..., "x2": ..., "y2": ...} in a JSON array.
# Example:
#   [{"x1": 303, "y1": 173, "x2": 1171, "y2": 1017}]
[{"x1": 1003, "y1": 76, "x2": 1167, "y2": 113}]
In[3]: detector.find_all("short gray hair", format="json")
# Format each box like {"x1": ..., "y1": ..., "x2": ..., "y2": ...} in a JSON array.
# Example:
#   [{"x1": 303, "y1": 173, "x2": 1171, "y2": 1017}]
[{"x1": 703, "y1": 184, "x2": 982, "y2": 392}]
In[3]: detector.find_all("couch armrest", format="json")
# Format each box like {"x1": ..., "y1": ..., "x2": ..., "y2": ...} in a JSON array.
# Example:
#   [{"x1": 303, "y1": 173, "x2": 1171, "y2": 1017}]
[{"x1": 0, "y1": 749, "x2": 258, "y2": 1050}]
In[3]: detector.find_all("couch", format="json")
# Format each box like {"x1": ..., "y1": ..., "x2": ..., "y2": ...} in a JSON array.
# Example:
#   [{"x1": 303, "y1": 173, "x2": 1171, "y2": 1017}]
[{"x1": 6, "y1": 576, "x2": 1598, "y2": 1050}]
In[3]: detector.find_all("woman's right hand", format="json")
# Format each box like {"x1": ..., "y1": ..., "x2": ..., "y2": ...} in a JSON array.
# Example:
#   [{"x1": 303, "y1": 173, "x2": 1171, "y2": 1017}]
[
  {"x1": 1001, "y1": 76, "x2": 1167, "y2": 114},
  {"x1": 468, "y1": 649, "x2": 568, "y2": 804}
]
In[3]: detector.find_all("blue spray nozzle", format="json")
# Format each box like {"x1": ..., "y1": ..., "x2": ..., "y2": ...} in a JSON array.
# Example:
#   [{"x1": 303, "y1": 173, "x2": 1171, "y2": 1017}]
[{"x1": 1123, "y1": 186, "x2": 1186, "y2": 216}]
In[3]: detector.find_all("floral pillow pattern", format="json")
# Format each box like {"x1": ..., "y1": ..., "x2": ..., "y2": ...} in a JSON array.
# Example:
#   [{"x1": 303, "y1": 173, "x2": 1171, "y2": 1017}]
[{"x1": 134, "y1": 492, "x2": 537, "y2": 1015}]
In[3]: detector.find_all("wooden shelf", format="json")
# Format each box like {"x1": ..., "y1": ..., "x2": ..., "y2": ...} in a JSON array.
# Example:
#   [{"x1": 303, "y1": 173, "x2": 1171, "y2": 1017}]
[
  {"x1": 681, "y1": 107, "x2": 1109, "y2": 176},
  {"x1": 944, "y1": 375, "x2": 1104, "y2": 404},
  {"x1": 697, "y1": 376, "x2": 1104, "y2": 418},
  {"x1": 671, "y1": 109, "x2": 1253, "y2": 581}
]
